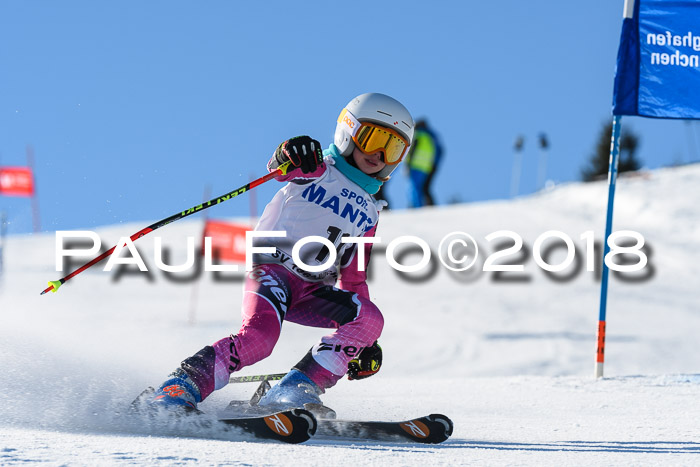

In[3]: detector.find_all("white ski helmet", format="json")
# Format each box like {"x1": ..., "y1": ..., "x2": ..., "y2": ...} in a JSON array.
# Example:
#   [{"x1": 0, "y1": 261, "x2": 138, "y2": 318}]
[{"x1": 334, "y1": 93, "x2": 414, "y2": 179}]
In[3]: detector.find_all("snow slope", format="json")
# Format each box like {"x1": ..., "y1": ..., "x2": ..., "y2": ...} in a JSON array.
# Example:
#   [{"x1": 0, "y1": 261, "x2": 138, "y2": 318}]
[{"x1": 1, "y1": 164, "x2": 699, "y2": 465}]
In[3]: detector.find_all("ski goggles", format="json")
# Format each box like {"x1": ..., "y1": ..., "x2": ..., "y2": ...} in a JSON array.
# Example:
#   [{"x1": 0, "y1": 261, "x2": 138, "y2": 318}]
[{"x1": 338, "y1": 109, "x2": 409, "y2": 165}]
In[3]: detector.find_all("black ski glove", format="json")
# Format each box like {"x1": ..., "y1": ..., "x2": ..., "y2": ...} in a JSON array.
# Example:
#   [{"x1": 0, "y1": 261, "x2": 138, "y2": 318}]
[
  {"x1": 273, "y1": 136, "x2": 323, "y2": 174},
  {"x1": 347, "y1": 341, "x2": 382, "y2": 380}
]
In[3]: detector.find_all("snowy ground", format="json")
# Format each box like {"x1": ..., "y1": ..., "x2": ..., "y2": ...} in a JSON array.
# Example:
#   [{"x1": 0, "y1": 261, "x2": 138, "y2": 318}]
[{"x1": 1, "y1": 164, "x2": 699, "y2": 465}]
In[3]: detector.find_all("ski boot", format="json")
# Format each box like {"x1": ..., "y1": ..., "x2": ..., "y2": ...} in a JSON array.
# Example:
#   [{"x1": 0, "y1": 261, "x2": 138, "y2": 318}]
[
  {"x1": 148, "y1": 368, "x2": 202, "y2": 412},
  {"x1": 258, "y1": 369, "x2": 336, "y2": 419}
]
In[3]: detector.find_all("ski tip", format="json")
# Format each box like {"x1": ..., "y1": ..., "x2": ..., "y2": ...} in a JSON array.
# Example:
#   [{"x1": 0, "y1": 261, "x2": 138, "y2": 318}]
[
  {"x1": 258, "y1": 408, "x2": 317, "y2": 444},
  {"x1": 398, "y1": 413, "x2": 454, "y2": 444},
  {"x1": 220, "y1": 408, "x2": 317, "y2": 444},
  {"x1": 280, "y1": 408, "x2": 318, "y2": 443},
  {"x1": 428, "y1": 413, "x2": 454, "y2": 439}
]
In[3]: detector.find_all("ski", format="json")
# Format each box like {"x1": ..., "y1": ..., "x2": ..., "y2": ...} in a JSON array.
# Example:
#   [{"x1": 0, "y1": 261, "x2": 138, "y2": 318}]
[
  {"x1": 316, "y1": 413, "x2": 454, "y2": 444},
  {"x1": 222, "y1": 400, "x2": 453, "y2": 444},
  {"x1": 223, "y1": 376, "x2": 454, "y2": 443},
  {"x1": 223, "y1": 389, "x2": 453, "y2": 445},
  {"x1": 135, "y1": 382, "x2": 451, "y2": 445},
  {"x1": 131, "y1": 387, "x2": 317, "y2": 444},
  {"x1": 218, "y1": 408, "x2": 317, "y2": 444}
]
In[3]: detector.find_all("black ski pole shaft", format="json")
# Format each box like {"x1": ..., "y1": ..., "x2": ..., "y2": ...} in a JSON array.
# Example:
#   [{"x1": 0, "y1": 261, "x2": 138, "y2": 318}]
[{"x1": 41, "y1": 161, "x2": 292, "y2": 295}]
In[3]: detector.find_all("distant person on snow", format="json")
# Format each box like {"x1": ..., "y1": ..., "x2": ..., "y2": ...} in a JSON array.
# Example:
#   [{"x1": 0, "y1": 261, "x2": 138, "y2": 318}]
[
  {"x1": 145, "y1": 93, "x2": 414, "y2": 413},
  {"x1": 405, "y1": 119, "x2": 443, "y2": 207}
]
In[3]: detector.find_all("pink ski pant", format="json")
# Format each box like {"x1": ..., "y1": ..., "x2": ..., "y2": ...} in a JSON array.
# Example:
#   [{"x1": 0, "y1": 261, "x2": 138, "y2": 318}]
[{"x1": 183, "y1": 264, "x2": 383, "y2": 400}]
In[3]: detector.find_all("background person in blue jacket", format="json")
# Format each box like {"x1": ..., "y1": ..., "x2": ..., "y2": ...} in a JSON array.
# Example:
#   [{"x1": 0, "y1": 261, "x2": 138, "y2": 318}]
[{"x1": 405, "y1": 119, "x2": 443, "y2": 207}]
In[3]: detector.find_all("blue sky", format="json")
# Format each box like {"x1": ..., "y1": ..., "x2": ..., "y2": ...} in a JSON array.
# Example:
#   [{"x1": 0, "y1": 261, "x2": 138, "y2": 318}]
[{"x1": 2, "y1": 1, "x2": 699, "y2": 235}]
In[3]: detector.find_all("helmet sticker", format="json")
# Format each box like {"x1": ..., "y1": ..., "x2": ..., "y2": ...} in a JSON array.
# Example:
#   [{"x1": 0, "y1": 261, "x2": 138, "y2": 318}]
[{"x1": 338, "y1": 108, "x2": 361, "y2": 138}]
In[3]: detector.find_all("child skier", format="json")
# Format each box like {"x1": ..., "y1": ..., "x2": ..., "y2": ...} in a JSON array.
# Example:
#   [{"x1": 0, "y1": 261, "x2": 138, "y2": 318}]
[{"x1": 148, "y1": 93, "x2": 414, "y2": 413}]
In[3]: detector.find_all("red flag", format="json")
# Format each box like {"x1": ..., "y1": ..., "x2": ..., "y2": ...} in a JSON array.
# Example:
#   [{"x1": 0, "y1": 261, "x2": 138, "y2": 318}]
[
  {"x1": 0, "y1": 167, "x2": 34, "y2": 197},
  {"x1": 203, "y1": 220, "x2": 252, "y2": 263}
]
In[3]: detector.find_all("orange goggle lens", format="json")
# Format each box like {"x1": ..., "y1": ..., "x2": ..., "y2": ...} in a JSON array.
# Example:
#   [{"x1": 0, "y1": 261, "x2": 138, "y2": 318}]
[{"x1": 353, "y1": 123, "x2": 408, "y2": 165}]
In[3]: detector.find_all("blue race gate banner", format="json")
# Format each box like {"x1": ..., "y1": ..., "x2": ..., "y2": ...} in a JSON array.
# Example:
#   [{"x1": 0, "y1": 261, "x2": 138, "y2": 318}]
[{"x1": 613, "y1": 0, "x2": 700, "y2": 118}]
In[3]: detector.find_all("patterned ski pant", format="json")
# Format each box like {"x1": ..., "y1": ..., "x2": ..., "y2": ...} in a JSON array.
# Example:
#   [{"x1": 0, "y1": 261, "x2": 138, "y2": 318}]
[{"x1": 180, "y1": 264, "x2": 383, "y2": 401}]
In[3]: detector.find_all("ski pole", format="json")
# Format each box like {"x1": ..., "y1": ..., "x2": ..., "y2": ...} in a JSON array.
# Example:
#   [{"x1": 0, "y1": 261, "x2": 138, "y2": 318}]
[
  {"x1": 40, "y1": 161, "x2": 292, "y2": 295},
  {"x1": 229, "y1": 373, "x2": 286, "y2": 384}
]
